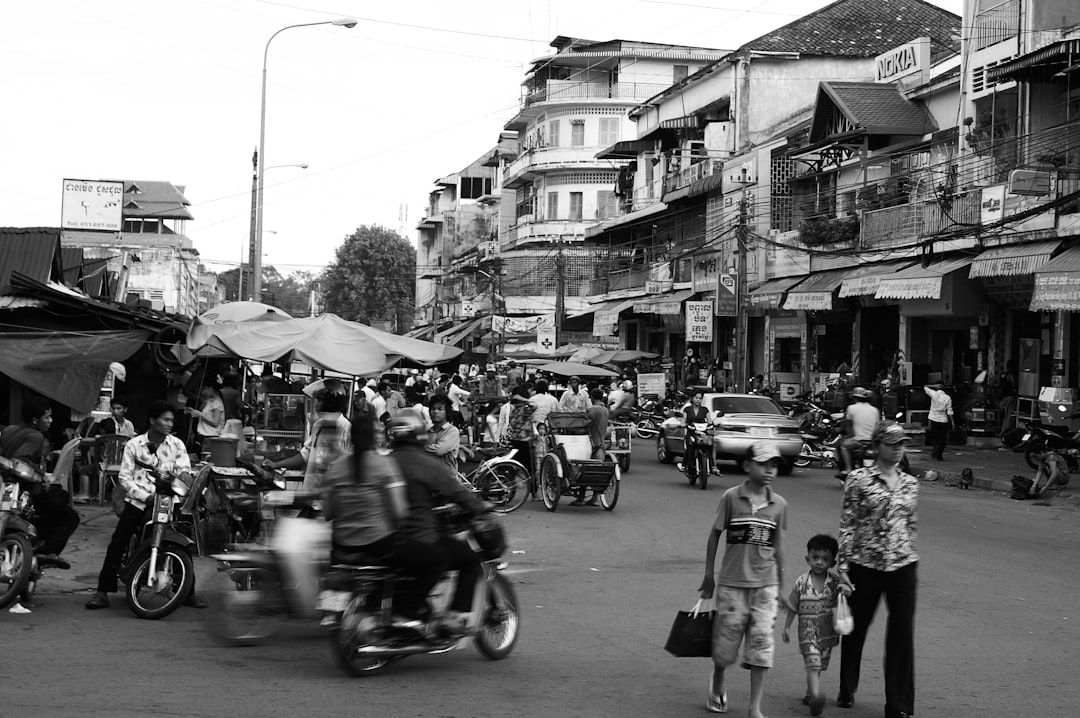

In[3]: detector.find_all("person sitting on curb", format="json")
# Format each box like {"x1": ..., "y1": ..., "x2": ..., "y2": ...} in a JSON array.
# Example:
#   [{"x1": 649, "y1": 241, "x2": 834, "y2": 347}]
[{"x1": 1030, "y1": 447, "x2": 1069, "y2": 505}]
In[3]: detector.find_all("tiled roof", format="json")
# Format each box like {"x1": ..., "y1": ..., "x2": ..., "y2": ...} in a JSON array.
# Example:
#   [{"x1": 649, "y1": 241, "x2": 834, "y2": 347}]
[
  {"x1": 737, "y1": 0, "x2": 961, "y2": 60},
  {"x1": 0, "y1": 227, "x2": 63, "y2": 295},
  {"x1": 815, "y1": 81, "x2": 938, "y2": 137},
  {"x1": 122, "y1": 180, "x2": 194, "y2": 220}
]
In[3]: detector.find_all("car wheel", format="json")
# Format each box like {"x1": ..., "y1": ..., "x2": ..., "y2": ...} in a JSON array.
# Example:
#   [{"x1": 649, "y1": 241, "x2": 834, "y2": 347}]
[{"x1": 657, "y1": 434, "x2": 674, "y2": 464}]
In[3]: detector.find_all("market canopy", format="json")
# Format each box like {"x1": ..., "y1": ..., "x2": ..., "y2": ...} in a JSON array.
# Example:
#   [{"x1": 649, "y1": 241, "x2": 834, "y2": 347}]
[
  {"x1": 187, "y1": 301, "x2": 292, "y2": 349},
  {"x1": 533, "y1": 361, "x2": 619, "y2": 378},
  {"x1": 0, "y1": 330, "x2": 149, "y2": 413},
  {"x1": 591, "y1": 349, "x2": 660, "y2": 364},
  {"x1": 185, "y1": 313, "x2": 462, "y2": 376}
]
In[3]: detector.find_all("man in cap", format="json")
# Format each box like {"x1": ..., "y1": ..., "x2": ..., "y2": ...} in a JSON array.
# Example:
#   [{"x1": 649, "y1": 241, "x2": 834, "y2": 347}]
[
  {"x1": 699, "y1": 439, "x2": 788, "y2": 717},
  {"x1": 479, "y1": 368, "x2": 505, "y2": 398},
  {"x1": 558, "y1": 375, "x2": 590, "y2": 413},
  {"x1": 838, "y1": 386, "x2": 880, "y2": 480},
  {"x1": 923, "y1": 382, "x2": 953, "y2": 461}
]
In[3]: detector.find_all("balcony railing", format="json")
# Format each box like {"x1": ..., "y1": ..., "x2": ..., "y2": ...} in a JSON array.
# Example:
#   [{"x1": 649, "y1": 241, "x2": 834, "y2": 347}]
[
  {"x1": 663, "y1": 159, "x2": 723, "y2": 195},
  {"x1": 524, "y1": 81, "x2": 669, "y2": 107},
  {"x1": 972, "y1": 0, "x2": 1018, "y2": 51},
  {"x1": 860, "y1": 190, "x2": 982, "y2": 250}
]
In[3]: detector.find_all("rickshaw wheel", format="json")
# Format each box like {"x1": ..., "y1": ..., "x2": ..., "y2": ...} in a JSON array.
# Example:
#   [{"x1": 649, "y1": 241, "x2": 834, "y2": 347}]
[
  {"x1": 617, "y1": 454, "x2": 630, "y2": 473},
  {"x1": 540, "y1": 455, "x2": 561, "y2": 512},
  {"x1": 600, "y1": 477, "x2": 619, "y2": 511}
]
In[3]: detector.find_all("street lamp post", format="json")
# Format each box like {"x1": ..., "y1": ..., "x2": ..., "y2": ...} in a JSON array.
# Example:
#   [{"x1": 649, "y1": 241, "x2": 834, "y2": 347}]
[
  {"x1": 253, "y1": 17, "x2": 357, "y2": 302},
  {"x1": 246, "y1": 161, "x2": 306, "y2": 301}
]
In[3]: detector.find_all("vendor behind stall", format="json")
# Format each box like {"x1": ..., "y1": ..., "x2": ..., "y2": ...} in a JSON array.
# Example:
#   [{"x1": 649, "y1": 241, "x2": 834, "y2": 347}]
[{"x1": 262, "y1": 378, "x2": 351, "y2": 491}]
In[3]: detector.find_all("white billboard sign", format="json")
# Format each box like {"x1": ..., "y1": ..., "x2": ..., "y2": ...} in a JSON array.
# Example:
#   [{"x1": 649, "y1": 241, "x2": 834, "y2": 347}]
[
  {"x1": 685, "y1": 301, "x2": 714, "y2": 343},
  {"x1": 61, "y1": 179, "x2": 124, "y2": 231}
]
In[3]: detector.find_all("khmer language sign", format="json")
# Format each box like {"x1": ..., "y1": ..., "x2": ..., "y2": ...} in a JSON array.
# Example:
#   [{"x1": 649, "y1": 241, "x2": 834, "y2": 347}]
[
  {"x1": 685, "y1": 301, "x2": 713, "y2": 343},
  {"x1": 61, "y1": 179, "x2": 124, "y2": 231}
]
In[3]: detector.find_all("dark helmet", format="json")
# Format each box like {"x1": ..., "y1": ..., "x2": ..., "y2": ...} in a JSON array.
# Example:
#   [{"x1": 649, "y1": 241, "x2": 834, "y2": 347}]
[
  {"x1": 314, "y1": 378, "x2": 349, "y2": 413},
  {"x1": 387, "y1": 409, "x2": 428, "y2": 446}
]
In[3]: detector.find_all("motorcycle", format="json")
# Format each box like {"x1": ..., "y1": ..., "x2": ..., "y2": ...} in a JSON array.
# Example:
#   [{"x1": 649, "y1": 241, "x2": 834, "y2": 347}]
[
  {"x1": 119, "y1": 460, "x2": 197, "y2": 620},
  {"x1": 628, "y1": 400, "x2": 667, "y2": 440},
  {"x1": 202, "y1": 459, "x2": 288, "y2": 549},
  {"x1": 203, "y1": 490, "x2": 327, "y2": 645},
  {"x1": 320, "y1": 505, "x2": 519, "y2": 676},
  {"x1": 0, "y1": 457, "x2": 44, "y2": 609},
  {"x1": 678, "y1": 418, "x2": 717, "y2": 490},
  {"x1": 456, "y1": 445, "x2": 532, "y2": 514},
  {"x1": 1017, "y1": 416, "x2": 1080, "y2": 470},
  {"x1": 794, "y1": 429, "x2": 841, "y2": 469}
]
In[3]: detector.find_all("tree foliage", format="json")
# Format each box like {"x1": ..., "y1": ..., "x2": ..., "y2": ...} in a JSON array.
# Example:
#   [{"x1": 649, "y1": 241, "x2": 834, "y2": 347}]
[
  {"x1": 218, "y1": 266, "x2": 317, "y2": 317},
  {"x1": 320, "y1": 225, "x2": 415, "y2": 331}
]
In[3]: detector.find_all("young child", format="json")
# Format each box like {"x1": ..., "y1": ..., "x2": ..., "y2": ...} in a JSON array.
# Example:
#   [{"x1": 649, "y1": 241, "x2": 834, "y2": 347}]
[
  {"x1": 782, "y1": 534, "x2": 849, "y2": 716},
  {"x1": 699, "y1": 440, "x2": 788, "y2": 718}
]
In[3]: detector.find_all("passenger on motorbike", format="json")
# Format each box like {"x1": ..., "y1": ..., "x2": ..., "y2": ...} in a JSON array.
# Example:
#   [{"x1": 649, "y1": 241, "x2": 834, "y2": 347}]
[
  {"x1": 85, "y1": 400, "x2": 204, "y2": 610},
  {"x1": 838, "y1": 387, "x2": 880, "y2": 480},
  {"x1": 263, "y1": 378, "x2": 352, "y2": 491},
  {"x1": 677, "y1": 388, "x2": 717, "y2": 480},
  {"x1": 322, "y1": 410, "x2": 442, "y2": 623},
  {"x1": 388, "y1": 410, "x2": 489, "y2": 632}
]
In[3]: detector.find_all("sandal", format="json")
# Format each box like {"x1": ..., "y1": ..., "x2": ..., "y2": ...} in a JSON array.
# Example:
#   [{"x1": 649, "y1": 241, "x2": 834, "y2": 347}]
[{"x1": 706, "y1": 675, "x2": 727, "y2": 713}]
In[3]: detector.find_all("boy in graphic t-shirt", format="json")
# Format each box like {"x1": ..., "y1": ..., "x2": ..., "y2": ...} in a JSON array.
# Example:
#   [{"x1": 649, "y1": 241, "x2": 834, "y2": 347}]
[{"x1": 699, "y1": 440, "x2": 788, "y2": 718}]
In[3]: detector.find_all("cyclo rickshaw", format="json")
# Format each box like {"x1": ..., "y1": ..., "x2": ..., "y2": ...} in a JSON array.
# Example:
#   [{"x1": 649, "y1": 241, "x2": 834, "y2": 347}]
[
  {"x1": 537, "y1": 412, "x2": 620, "y2": 512},
  {"x1": 606, "y1": 422, "x2": 632, "y2": 473}
]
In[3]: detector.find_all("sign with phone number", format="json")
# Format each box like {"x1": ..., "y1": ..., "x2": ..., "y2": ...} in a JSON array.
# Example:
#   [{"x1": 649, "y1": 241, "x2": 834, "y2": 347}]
[{"x1": 685, "y1": 301, "x2": 714, "y2": 343}]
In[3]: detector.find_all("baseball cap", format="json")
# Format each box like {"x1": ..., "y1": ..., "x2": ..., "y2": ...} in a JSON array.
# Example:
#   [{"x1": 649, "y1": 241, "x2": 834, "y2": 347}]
[
  {"x1": 748, "y1": 440, "x2": 782, "y2": 464},
  {"x1": 872, "y1": 422, "x2": 910, "y2": 445}
]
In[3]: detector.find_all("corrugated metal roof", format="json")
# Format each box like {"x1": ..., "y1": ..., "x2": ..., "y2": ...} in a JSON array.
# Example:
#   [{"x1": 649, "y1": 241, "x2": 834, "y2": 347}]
[
  {"x1": 123, "y1": 180, "x2": 194, "y2": 220},
  {"x1": 0, "y1": 227, "x2": 62, "y2": 295},
  {"x1": 968, "y1": 240, "x2": 1062, "y2": 278},
  {"x1": 1033, "y1": 244, "x2": 1080, "y2": 274},
  {"x1": 60, "y1": 247, "x2": 84, "y2": 286}
]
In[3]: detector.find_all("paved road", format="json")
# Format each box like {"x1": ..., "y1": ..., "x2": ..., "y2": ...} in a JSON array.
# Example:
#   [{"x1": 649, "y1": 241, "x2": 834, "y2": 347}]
[{"x1": 6, "y1": 441, "x2": 1079, "y2": 717}]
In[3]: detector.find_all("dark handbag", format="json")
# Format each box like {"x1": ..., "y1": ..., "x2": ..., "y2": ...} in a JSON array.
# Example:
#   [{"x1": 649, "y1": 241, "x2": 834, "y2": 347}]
[{"x1": 664, "y1": 599, "x2": 714, "y2": 657}]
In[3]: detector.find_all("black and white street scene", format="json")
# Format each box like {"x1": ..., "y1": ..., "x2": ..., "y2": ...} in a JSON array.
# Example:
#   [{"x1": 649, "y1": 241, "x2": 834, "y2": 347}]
[{"x1": 2, "y1": 1, "x2": 1079, "y2": 717}]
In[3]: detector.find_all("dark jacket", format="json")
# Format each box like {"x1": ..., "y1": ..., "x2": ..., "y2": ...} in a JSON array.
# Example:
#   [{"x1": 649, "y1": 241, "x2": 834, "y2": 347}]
[{"x1": 393, "y1": 444, "x2": 486, "y2": 544}]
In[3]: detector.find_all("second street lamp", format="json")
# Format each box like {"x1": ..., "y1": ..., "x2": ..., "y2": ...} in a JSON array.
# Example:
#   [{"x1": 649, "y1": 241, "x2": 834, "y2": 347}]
[{"x1": 253, "y1": 17, "x2": 356, "y2": 302}]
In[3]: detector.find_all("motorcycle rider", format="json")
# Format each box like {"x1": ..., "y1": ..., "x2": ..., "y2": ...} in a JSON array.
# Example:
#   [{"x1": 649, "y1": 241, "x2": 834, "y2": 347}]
[
  {"x1": 837, "y1": 386, "x2": 880, "y2": 480},
  {"x1": 263, "y1": 378, "x2": 352, "y2": 491},
  {"x1": 608, "y1": 380, "x2": 636, "y2": 421},
  {"x1": 85, "y1": 400, "x2": 205, "y2": 610},
  {"x1": 677, "y1": 388, "x2": 717, "y2": 480},
  {"x1": 388, "y1": 410, "x2": 489, "y2": 631}
]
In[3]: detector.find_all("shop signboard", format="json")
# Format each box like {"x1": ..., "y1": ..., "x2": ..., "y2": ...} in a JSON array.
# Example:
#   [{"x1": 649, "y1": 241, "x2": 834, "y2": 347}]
[
  {"x1": 637, "y1": 372, "x2": 666, "y2": 399},
  {"x1": 536, "y1": 326, "x2": 557, "y2": 354},
  {"x1": 764, "y1": 239, "x2": 810, "y2": 280},
  {"x1": 693, "y1": 251, "x2": 723, "y2": 292},
  {"x1": 593, "y1": 310, "x2": 620, "y2": 337},
  {"x1": 645, "y1": 280, "x2": 673, "y2": 294},
  {"x1": 1031, "y1": 272, "x2": 1080, "y2": 311},
  {"x1": 61, "y1": 179, "x2": 124, "y2": 231},
  {"x1": 782, "y1": 292, "x2": 832, "y2": 311},
  {"x1": 981, "y1": 183, "x2": 1055, "y2": 233},
  {"x1": 494, "y1": 313, "x2": 554, "y2": 334},
  {"x1": 685, "y1": 301, "x2": 714, "y2": 343},
  {"x1": 715, "y1": 273, "x2": 737, "y2": 316}
]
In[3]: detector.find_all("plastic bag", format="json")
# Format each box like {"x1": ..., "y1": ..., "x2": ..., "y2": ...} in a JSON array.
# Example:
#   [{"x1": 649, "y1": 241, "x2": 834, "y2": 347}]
[
  {"x1": 834, "y1": 593, "x2": 854, "y2": 636},
  {"x1": 664, "y1": 598, "x2": 715, "y2": 657}
]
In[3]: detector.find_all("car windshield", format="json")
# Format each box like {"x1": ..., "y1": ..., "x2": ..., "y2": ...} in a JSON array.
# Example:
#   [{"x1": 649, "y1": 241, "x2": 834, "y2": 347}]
[{"x1": 708, "y1": 396, "x2": 784, "y2": 415}]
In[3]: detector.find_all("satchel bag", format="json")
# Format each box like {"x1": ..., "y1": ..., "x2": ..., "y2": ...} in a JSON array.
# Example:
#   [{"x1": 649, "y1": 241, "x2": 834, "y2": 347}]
[
  {"x1": 664, "y1": 598, "x2": 715, "y2": 657},
  {"x1": 833, "y1": 593, "x2": 854, "y2": 636}
]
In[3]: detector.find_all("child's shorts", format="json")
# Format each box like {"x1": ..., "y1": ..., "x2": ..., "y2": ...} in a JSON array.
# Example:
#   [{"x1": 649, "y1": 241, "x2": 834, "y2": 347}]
[
  {"x1": 711, "y1": 584, "x2": 779, "y2": 669},
  {"x1": 800, "y1": 641, "x2": 834, "y2": 671}
]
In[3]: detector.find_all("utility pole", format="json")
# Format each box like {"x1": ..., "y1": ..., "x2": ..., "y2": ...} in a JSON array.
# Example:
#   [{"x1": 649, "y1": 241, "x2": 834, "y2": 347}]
[
  {"x1": 244, "y1": 147, "x2": 258, "y2": 302},
  {"x1": 735, "y1": 167, "x2": 751, "y2": 392},
  {"x1": 554, "y1": 240, "x2": 566, "y2": 348}
]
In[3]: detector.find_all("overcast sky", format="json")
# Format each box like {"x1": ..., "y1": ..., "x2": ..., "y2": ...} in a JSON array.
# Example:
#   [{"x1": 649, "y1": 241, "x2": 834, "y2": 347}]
[{"x1": 1, "y1": 0, "x2": 960, "y2": 277}]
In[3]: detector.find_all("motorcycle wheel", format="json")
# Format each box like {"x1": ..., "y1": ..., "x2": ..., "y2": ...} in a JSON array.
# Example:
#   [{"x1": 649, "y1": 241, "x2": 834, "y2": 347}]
[
  {"x1": 332, "y1": 595, "x2": 391, "y2": 676},
  {"x1": 204, "y1": 566, "x2": 285, "y2": 646},
  {"x1": 600, "y1": 475, "x2": 619, "y2": 511},
  {"x1": 125, "y1": 544, "x2": 195, "y2": 620},
  {"x1": 540, "y1": 455, "x2": 561, "y2": 512},
  {"x1": 617, "y1": 453, "x2": 631, "y2": 473},
  {"x1": 480, "y1": 465, "x2": 530, "y2": 514},
  {"x1": 0, "y1": 534, "x2": 33, "y2": 610},
  {"x1": 635, "y1": 419, "x2": 659, "y2": 439},
  {"x1": 793, "y1": 444, "x2": 813, "y2": 468},
  {"x1": 697, "y1": 452, "x2": 710, "y2": 491},
  {"x1": 475, "y1": 573, "x2": 520, "y2": 660},
  {"x1": 1025, "y1": 441, "x2": 1045, "y2": 471}
]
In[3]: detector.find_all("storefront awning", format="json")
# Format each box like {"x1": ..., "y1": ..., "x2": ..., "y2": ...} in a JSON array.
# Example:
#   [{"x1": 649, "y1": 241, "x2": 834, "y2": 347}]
[
  {"x1": 838, "y1": 260, "x2": 920, "y2": 298},
  {"x1": 435, "y1": 316, "x2": 486, "y2": 347},
  {"x1": 591, "y1": 298, "x2": 637, "y2": 337},
  {"x1": 968, "y1": 240, "x2": 1062, "y2": 278},
  {"x1": 585, "y1": 201, "x2": 668, "y2": 238},
  {"x1": 596, "y1": 139, "x2": 649, "y2": 160},
  {"x1": 781, "y1": 269, "x2": 850, "y2": 311},
  {"x1": 748, "y1": 275, "x2": 808, "y2": 309},
  {"x1": 1030, "y1": 245, "x2": 1080, "y2": 312},
  {"x1": 986, "y1": 39, "x2": 1080, "y2": 83},
  {"x1": 634, "y1": 288, "x2": 696, "y2": 314},
  {"x1": 875, "y1": 256, "x2": 974, "y2": 300}
]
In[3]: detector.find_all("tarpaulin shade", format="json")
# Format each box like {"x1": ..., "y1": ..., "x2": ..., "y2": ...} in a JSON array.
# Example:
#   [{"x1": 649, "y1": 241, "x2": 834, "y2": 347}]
[
  {"x1": 533, "y1": 361, "x2": 619, "y2": 378},
  {"x1": 186, "y1": 313, "x2": 462, "y2": 376},
  {"x1": 0, "y1": 330, "x2": 149, "y2": 413}
]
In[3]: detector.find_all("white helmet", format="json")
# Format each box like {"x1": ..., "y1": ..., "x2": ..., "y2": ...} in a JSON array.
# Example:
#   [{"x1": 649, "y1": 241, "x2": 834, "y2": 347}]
[{"x1": 622, "y1": 380, "x2": 634, "y2": 391}]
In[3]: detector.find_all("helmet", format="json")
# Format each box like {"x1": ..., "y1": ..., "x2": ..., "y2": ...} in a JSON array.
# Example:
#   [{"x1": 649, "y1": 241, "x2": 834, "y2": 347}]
[
  {"x1": 387, "y1": 409, "x2": 429, "y2": 445},
  {"x1": 312, "y1": 378, "x2": 349, "y2": 413},
  {"x1": 622, "y1": 380, "x2": 634, "y2": 391}
]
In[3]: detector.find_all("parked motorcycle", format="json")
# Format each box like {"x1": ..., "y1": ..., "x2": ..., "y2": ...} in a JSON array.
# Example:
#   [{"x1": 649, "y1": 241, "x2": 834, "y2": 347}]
[
  {"x1": 320, "y1": 505, "x2": 519, "y2": 676},
  {"x1": 0, "y1": 457, "x2": 44, "y2": 609},
  {"x1": 1017, "y1": 417, "x2": 1080, "y2": 470},
  {"x1": 456, "y1": 446, "x2": 531, "y2": 513},
  {"x1": 120, "y1": 460, "x2": 197, "y2": 620},
  {"x1": 203, "y1": 490, "x2": 326, "y2": 645},
  {"x1": 794, "y1": 430, "x2": 841, "y2": 469}
]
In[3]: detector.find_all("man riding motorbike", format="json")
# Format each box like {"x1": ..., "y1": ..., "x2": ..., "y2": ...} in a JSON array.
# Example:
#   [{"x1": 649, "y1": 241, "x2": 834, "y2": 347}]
[
  {"x1": 676, "y1": 388, "x2": 717, "y2": 480},
  {"x1": 837, "y1": 386, "x2": 880, "y2": 480},
  {"x1": 388, "y1": 410, "x2": 489, "y2": 631}
]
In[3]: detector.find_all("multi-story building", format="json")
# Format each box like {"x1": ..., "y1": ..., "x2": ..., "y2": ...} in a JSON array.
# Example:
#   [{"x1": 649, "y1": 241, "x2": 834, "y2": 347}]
[{"x1": 62, "y1": 180, "x2": 201, "y2": 315}]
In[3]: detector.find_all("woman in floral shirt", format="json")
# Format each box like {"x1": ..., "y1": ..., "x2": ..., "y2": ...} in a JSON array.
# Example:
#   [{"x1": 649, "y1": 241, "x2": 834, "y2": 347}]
[{"x1": 836, "y1": 421, "x2": 918, "y2": 718}]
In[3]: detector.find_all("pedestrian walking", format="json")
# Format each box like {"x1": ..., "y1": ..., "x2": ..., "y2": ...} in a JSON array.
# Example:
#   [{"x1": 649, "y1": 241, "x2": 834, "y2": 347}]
[
  {"x1": 998, "y1": 360, "x2": 1018, "y2": 440},
  {"x1": 923, "y1": 382, "x2": 953, "y2": 461},
  {"x1": 782, "y1": 534, "x2": 850, "y2": 716},
  {"x1": 699, "y1": 440, "x2": 788, "y2": 717},
  {"x1": 836, "y1": 421, "x2": 918, "y2": 718}
]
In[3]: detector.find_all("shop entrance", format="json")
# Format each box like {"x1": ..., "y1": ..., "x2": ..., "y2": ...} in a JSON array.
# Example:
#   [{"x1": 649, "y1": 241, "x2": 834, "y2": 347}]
[{"x1": 859, "y1": 305, "x2": 899, "y2": 383}]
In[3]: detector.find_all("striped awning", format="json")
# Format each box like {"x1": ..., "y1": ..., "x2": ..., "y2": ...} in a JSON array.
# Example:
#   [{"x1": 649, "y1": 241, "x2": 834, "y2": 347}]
[
  {"x1": 633, "y1": 288, "x2": 696, "y2": 314},
  {"x1": 968, "y1": 240, "x2": 1061, "y2": 278},
  {"x1": 875, "y1": 256, "x2": 974, "y2": 300},
  {"x1": 747, "y1": 275, "x2": 808, "y2": 309},
  {"x1": 781, "y1": 269, "x2": 851, "y2": 311},
  {"x1": 986, "y1": 39, "x2": 1080, "y2": 82},
  {"x1": 838, "y1": 260, "x2": 919, "y2": 297}
]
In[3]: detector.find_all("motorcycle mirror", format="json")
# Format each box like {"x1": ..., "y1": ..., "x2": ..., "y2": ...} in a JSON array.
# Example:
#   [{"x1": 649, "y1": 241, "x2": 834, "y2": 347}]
[{"x1": 170, "y1": 477, "x2": 190, "y2": 498}]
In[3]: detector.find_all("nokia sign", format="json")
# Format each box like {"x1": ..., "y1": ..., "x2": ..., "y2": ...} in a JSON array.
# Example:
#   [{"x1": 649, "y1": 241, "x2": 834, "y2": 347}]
[{"x1": 874, "y1": 37, "x2": 931, "y2": 84}]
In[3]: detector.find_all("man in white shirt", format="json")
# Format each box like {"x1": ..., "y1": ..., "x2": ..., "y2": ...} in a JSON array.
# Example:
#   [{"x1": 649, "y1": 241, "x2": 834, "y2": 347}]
[
  {"x1": 528, "y1": 379, "x2": 560, "y2": 429},
  {"x1": 608, "y1": 380, "x2": 636, "y2": 421},
  {"x1": 924, "y1": 382, "x2": 954, "y2": 461},
  {"x1": 838, "y1": 386, "x2": 881, "y2": 477},
  {"x1": 557, "y1": 376, "x2": 590, "y2": 413}
]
